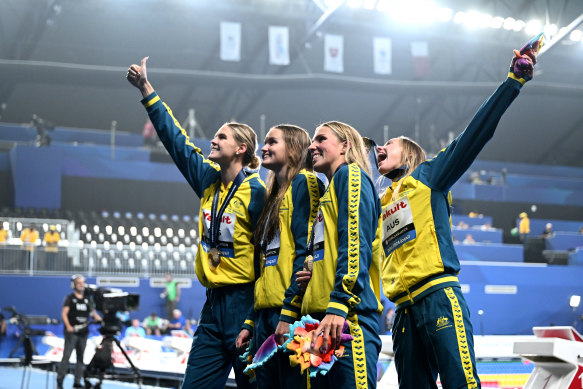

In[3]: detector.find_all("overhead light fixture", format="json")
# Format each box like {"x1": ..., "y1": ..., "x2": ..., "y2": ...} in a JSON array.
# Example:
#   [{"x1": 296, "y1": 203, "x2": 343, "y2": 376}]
[
  {"x1": 436, "y1": 7, "x2": 453, "y2": 22},
  {"x1": 347, "y1": 0, "x2": 362, "y2": 8},
  {"x1": 569, "y1": 29, "x2": 583, "y2": 41},
  {"x1": 453, "y1": 11, "x2": 466, "y2": 24},
  {"x1": 513, "y1": 20, "x2": 526, "y2": 32},
  {"x1": 376, "y1": 0, "x2": 389, "y2": 12},
  {"x1": 525, "y1": 19, "x2": 542, "y2": 35},
  {"x1": 323, "y1": 0, "x2": 344, "y2": 8},
  {"x1": 490, "y1": 16, "x2": 505, "y2": 29},
  {"x1": 543, "y1": 23, "x2": 558, "y2": 37},
  {"x1": 503, "y1": 17, "x2": 515, "y2": 30}
]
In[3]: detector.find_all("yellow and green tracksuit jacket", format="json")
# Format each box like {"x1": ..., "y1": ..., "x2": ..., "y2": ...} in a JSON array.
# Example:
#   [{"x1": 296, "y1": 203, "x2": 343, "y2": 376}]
[
  {"x1": 302, "y1": 163, "x2": 382, "y2": 318},
  {"x1": 381, "y1": 77, "x2": 523, "y2": 310},
  {"x1": 142, "y1": 92, "x2": 266, "y2": 288},
  {"x1": 243, "y1": 170, "x2": 324, "y2": 330}
]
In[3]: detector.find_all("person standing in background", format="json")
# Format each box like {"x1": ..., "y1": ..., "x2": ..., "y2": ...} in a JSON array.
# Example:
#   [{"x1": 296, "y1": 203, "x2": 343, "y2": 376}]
[
  {"x1": 57, "y1": 275, "x2": 101, "y2": 389},
  {"x1": 162, "y1": 273, "x2": 180, "y2": 321},
  {"x1": 43, "y1": 225, "x2": 61, "y2": 270},
  {"x1": 0, "y1": 224, "x2": 8, "y2": 244},
  {"x1": 519, "y1": 212, "x2": 530, "y2": 242}
]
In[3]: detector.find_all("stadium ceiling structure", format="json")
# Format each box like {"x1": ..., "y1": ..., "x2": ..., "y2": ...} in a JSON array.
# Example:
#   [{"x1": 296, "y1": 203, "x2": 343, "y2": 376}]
[{"x1": 1, "y1": 0, "x2": 583, "y2": 166}]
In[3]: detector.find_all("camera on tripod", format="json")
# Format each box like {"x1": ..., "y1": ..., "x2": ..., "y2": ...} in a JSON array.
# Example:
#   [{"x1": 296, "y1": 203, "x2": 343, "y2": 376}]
[
  {"x1": 85, "y1": 286, "x2": 140, "y2": 335},
  {"x1": 82, "y1": 287, "x2": 142, "y2": 388}
]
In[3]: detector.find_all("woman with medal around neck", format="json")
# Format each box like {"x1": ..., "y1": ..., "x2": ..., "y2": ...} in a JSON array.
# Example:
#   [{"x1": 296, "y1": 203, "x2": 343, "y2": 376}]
[
  {"x1": 127, "y1": 57, "x2": 265, "y2": 389},
  {"x1": 235, "y1": 124, "x2": 324, "y2": 388},
  {"x1": 299, "y1": 121, "x2": 383, "y2": 389},
  {"x1": 374, "y1": 49, "x2": 537, "y2": 389}
]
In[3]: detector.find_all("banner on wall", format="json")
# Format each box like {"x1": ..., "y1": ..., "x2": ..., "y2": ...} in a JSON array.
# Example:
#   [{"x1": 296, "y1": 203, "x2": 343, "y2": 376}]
[
  {"x1": 268, "y1": 26, "x2": 290, "y2": 66},
  {"x1": 220, "y1": 21, "x2": 241, "y2": 62},
  {"x1": 373, "y1": 37, "x2": 392, "y2": 75},
  {"x1": 411, "y1": 41, "x2": 430, "y2": 78},
  {"x1": 324, "y1": 34, "x2": 344, "y2": 73}
]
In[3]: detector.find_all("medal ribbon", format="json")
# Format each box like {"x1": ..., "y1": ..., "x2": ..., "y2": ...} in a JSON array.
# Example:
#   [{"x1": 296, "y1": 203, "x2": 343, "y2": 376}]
[{"x1": 209, "y1": 170, "x2": 246, "y2": 252}]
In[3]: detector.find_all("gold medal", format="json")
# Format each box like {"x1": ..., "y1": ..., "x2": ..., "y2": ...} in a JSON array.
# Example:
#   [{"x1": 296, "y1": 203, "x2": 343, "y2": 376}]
[
  {"x1": 209, "y1": 247, "x2": 221, "y2": 269},
  {"x1": 303, "y1": 255, "x2": 313, "y2": 272},
  {"x1": 261, "y1": 252, "x2": 267, "y2": 267}
]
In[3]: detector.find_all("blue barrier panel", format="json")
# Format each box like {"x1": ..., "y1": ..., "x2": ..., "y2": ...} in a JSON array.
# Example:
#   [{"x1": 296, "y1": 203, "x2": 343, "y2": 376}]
[
  {"x1": 524, "y1": 219, "x2": 583, "y2": 235},
  {"x1": 51, "y1": 127, "x2": 143, "y2": 147},
  {"x1": 0, "y1": 275, "x2": 207, "y2": 329},
  {"x1": 459, "y1": 262, "x2": 583, "y2": 334},
  {"x1": 0, "y1": 123, "x2": 143, "y2": 147},
  {"x1": 546, "y1": 234, "x2": 583, "y2": 250},
  {"x1": 0, "y1": 123, "x2": 36, "y2": 142},
  {"x1": 3, "y1": 264, "x2": 583, "y2": 336},
  {"x1": 0, "y1": 151, "x2": 9, "y2": 171},
  {"x1": 452, "y1": 228, "x2": 503, "y2": 244},
  {"x1": 506, "y1": 175, "x2": 583, "y2": 191},
  {"x1": 62, "y1": 158, "x2": 185, "y2": 182},
  {"x1": 474, "y1": 184, "x2": 504, "y2": 201},
  {"x1": 452, "y1": 182, "x2": 583, "y2": 206},
  {"x1": 469, "y1": 160, "x2": 583, "y2": 179},
  {"x1": 52, "y1": 143, "x2": 150, "y2": 162},
  {"x1": 452, "y1": 214, "x2": 493, "y2": 227},
  {"x1": 10, "y1": 145, "x2": 62, "y2": 209},
  {"x1": 454, "y1": 243, "x2": 523, "y2": 262},
  {"x1": 569, "y1": 249, "x2": 583, "y2": 266}
]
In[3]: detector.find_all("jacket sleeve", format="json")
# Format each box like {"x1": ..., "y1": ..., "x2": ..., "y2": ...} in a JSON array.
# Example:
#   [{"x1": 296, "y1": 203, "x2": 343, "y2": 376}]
[
  {"x1": 141, "y1": 92, "x2": 220, "y2": 197},
  {"x1": 242, "y1": 306, "x2": 256, "y2": 333},
  {"x1": 424, "y1": 78, "x2": 523, "y2": 192},
  {"x1": 280, "y1": 174, "x2": 323, "y2": 323},
  {"x1": 327, "y1": 166, "x2": 377, "y2": 319}
]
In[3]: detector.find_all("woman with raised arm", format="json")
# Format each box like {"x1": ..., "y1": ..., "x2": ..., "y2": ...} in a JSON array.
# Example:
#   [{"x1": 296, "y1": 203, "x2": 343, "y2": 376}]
[
  {"x1": 375, "y1": 50, "x2": 537, "y2": 388},
  {"x1": 127, "y1": 57, "x2": 264, "y2": 389},
  {"x1": 300, "y1": 121, "x2": 383, "y2": 389},
  {"x1": 235, "y1": 124, "x2": 324, "y2": 388}
]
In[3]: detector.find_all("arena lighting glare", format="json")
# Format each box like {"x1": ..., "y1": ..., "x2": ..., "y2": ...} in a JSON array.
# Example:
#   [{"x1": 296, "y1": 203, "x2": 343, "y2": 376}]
[
  {"x1": 525, "y1": 19, "x2": 543, "y2": 35},
  {"x1": 570, "y1": 295, "x2": 581, "y2": 309}
]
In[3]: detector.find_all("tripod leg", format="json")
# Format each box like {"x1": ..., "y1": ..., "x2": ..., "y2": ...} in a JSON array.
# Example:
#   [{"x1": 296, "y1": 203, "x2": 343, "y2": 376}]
[
  {"x1": 10, "y1": 336, "x2": 24, "y2": 358},
  {"x1": 112, "y1": 337, "x2": 142, "y2": 386}
]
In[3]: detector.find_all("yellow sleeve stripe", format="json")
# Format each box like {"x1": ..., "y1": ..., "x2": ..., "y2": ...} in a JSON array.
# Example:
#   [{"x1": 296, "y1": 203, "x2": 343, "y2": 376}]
[
  {"x1": 327, "y1": 302, "x2": 348, "y2": 314},
  {"x1": 143, "y1": 95, "x2": 160, "y2": 108},
  {"x1": 507, "y1": 73, "x2": 526, "y2": 85},
  {"x1": 280, "y1": 309, "x2": 299, "y2": 319},
  {"x1": 244, "y1": 320, "x2": 254, "y2": 328}
]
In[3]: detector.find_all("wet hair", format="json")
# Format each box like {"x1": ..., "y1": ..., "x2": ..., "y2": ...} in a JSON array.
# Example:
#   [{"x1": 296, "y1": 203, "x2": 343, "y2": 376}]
[
  {"x1": 255, "y1": 124, "x2": 313, "y2": 246},
  {"x1": 317, "y1": 121, "x2": 371, "y2": 176},
  {"x1": 390, "y1": 136, "x2": 426, "y2": 202},
  {"x1": 225, "y1": 122, "x2": 260, "y2": 169}
]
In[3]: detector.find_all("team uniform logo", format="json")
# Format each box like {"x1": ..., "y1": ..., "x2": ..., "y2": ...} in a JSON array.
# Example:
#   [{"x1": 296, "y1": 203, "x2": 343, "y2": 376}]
[
  {"x1": 312, "y1": 210, "x2": 325, "y2": 262},
  {"x1": 382, "y1": 197, "x2": 416, "y2": 256},
  {"x1": 263, "y1": 230, "x2": 281, "y2": 267},
  {"x1": 200, "y1": 209, "x2": 236, "y2": 258},
  {"x1": 436, "y1": 316, "x2": 452, "y2": 332}
]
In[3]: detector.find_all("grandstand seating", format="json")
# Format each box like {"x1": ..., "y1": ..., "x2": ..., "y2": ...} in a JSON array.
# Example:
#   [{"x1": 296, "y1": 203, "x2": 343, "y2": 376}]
[
  {"x1": 0, "y1": 208, "x2": 199, "y2": 277},
  {"x1": 1, "y1": 122, "x2": 583, "y2": 273}
]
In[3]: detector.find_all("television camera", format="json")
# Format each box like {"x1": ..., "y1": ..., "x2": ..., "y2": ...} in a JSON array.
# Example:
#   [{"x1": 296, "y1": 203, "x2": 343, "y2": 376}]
[
  {"x1": 2, "y1": 306, "x2": 59, "y2": 360},
  {"x1": 82, "y1": 286, "x2": 142, "y2": 388},
  {"x1": 85, "y1": 285, "x2": 139, "y2": 335}
]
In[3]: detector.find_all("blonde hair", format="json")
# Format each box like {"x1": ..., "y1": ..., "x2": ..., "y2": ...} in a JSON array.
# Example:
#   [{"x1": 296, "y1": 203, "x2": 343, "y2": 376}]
[
  {"x1": 225, "y1": 122, "x2": 261, "y2": 169},
  {"x1": 390, "y1": 136, "x2": 426, "y2": 201},
  {"x1": 317, "y1": 121, "x2": 371, "y2": 176},
  {"x1": 255, "y1": 124, "x2": 313, "y2": 245}
]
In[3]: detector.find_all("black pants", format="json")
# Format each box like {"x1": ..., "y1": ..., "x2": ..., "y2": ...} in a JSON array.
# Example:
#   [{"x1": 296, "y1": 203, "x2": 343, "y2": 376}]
[{"x1": 57, "y1": 331, "x2": 88, "y2": 385}]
